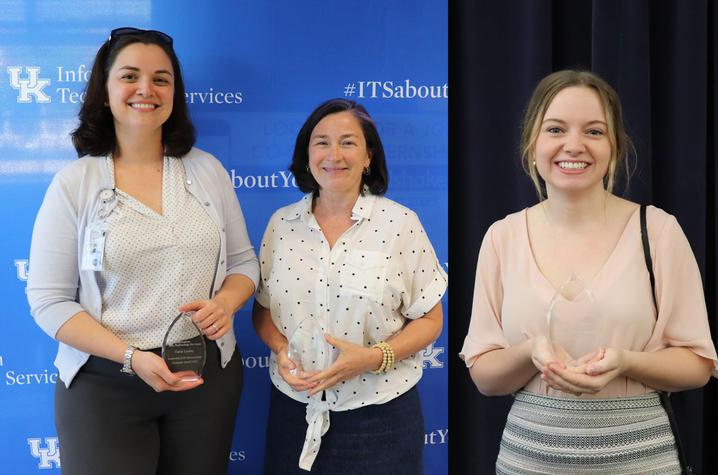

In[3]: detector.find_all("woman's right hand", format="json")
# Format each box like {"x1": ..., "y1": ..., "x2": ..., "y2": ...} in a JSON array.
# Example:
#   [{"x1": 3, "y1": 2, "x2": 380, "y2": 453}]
[
  {"x1": 275, "y1": 343, "x2": 318, "y2": 392},
  {"x1": 131, "y1": 350, "x2": 204, "y2": 392},
  {"x1": 530, "y1": 335, "x2": 563, "y2": 373}
]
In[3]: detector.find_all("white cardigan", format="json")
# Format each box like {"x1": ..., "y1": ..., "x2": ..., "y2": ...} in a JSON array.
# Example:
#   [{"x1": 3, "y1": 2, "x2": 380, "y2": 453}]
[{"x1": 27, "y1": 147, "x2": 259, "y2": 386}]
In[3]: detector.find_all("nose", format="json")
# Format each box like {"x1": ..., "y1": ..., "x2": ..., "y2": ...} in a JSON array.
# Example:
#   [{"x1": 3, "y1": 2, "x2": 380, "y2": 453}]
[
  {"x1": 136, "y1": 77, "x2": 153, "y2": 97},
  {"x1": 563, "y1": 131, "x2": 585, "y2": 155},
  {"x1": 327, "y1": 143, "x2": 342, "y2": 160}
]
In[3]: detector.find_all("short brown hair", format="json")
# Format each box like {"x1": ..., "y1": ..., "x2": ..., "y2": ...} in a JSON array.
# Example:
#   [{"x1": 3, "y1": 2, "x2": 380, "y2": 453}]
[{"x1": 289, "y1": 98, "x2": 388, "y2": 196}]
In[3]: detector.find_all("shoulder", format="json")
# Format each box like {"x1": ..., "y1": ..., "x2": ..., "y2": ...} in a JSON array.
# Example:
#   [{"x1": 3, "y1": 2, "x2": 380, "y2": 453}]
[
  {"x1": 54, "y1": 156, "x2": 103, "y2": 182},
  {"x1": 644, "y1": 205, "x2": 679, "y2": 242},
  {"x1": 372, "y1": 195, "x2": 421, "y2": 222},
  {"x1": 181, "y1": 147, "x2": 224, "y2": 172},
  {"x1": 271, "y1": 195, "x2": 311, "y2": 223},
  {"x1": 375, "y1": 195, "x2": 414, "y2": 213},
  {"x1": 50, "y1": 156, "x2": 106, "y2": 196},
  {"x1": 487, "y1": 208, "x2": 527, "y2": 240}
]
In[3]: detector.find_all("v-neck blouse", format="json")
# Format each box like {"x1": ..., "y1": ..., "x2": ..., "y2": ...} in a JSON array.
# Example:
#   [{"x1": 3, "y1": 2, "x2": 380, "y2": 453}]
[
  {"x1": 460, "y1": 205, "x2": 717, "y2": 398},
  {"x1": 98, "y1": 157, "x2": 220, "y2": 349}
]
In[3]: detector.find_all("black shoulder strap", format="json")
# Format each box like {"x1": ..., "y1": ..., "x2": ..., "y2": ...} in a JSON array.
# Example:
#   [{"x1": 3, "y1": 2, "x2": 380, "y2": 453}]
[
  {"x1": 640, "y1": 204, "x2": 658, "y2": 309},
  {"x1": 641, "y1": 204, "x2": 692, "y2": 474}
]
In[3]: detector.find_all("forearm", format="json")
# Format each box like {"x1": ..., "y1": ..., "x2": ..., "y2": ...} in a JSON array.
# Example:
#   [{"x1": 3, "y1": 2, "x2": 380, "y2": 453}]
[
  {"x1": 213, "y1": 274, "x2": 255, "y2": 314},
  {"x1": 251, "y1": 301, "x2": 288, "y2": 355},
  {"x1": 385, "y1": 302, "x2": 443, "y2": 362},
  {"x1": 622, "y1": 346, "x2": 713, "y2": 392},
  {"x1": 469, "y1": 340, "x2": 538, "y2": 396},
  {"x1": 55, "y1": 311, "x2": 131, "y2": 363}
]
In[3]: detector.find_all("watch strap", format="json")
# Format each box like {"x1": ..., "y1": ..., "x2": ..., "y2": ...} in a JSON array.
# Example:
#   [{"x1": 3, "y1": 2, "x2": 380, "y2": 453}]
[{"x1": 121, "y1": 345, "x2": 137, "y2": 375}]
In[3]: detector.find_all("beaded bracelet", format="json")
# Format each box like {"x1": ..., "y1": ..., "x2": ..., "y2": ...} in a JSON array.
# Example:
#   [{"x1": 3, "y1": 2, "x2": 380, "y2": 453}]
[{"x1": 370, "y1": 342, "x2": 395, "y2": 374}]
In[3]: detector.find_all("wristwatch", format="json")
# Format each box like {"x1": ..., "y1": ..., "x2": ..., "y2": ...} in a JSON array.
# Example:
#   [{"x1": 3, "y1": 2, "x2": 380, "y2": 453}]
[{"x1": 121, "y1": 345, "x2": 137, "y2": 375}]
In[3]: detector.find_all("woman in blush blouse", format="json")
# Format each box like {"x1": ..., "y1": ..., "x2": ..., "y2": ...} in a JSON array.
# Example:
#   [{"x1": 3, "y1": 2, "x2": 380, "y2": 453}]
[
  {"x1": 461, "y1": 70, "x2": 717, "y2": 474},
  {"x1": 252, "y1": 98, "x2": 447, "y2": 474},
  {"x1": 27, "y1": 28, "x2": 258, "y2": 475}
]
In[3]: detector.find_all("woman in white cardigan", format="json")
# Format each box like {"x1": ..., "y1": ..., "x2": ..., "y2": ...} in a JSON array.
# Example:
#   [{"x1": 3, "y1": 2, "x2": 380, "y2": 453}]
[{"x1": 27, "y1": 28, "x2": 258, "y2": 475}]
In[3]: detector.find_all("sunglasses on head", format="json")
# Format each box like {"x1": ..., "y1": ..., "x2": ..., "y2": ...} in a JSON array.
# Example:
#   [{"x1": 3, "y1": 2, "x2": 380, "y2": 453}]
[{"x1": 109, "y1": 27, "x2": 173, "y2": 46}]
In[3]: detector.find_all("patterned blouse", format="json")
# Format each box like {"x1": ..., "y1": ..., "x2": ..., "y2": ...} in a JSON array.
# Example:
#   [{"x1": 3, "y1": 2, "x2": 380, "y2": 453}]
[{"x1": 98, "y1": 156, "x2": 220, "y2": 349}]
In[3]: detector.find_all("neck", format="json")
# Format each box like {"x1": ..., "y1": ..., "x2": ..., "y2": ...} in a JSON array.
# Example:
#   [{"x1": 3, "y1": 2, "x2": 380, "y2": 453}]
[
  {"x1": 542, "y1": 185, "x2": 612, "y2": 228},
  {"x1": 313, "y1": 189, "x2": 360, "y2": 217},
  {"x1": 113, "y1": 127, "x2": 164, "y2": 165}
]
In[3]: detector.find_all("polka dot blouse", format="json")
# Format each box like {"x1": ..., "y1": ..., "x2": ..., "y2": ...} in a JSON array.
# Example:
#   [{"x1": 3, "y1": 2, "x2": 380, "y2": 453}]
[{"x1": 255, "y1": 192, "x2": 447, "y2": 409}]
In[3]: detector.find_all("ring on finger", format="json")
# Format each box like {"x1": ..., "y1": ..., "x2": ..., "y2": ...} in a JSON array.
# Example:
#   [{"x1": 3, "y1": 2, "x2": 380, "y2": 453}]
[{"x1": 211, "y1": 323, "x2": 219, "y2": 332}]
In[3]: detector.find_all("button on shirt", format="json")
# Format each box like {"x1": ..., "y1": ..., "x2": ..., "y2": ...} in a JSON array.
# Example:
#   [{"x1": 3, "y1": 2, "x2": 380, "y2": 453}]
[
  {"x1": 255, "y1": 192, "x2": 447, "y2": 470},
  {"x1": 98, "y1": 156, "x2": 220, "y2": 349}
]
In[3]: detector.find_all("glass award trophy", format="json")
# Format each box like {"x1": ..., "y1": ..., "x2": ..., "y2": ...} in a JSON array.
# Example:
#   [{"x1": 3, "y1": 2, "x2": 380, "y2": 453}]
[
  {"x1": 287, "y1": 317, "x2": 334, "y2": 376},
  {"x1": 162, "y1": 311, "x2": 206, "y2": 379},
  {"x1": 546, "y1": 274, "x2": 603, "y2": 366}
]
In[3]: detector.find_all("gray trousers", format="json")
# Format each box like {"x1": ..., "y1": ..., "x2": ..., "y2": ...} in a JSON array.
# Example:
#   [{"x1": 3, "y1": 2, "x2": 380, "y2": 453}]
[{"x1": 54, "y1": 341, "x2": 243, "y2": 475}]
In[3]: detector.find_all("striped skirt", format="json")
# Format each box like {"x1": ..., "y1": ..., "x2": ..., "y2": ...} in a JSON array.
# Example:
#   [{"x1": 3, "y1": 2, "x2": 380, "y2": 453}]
[{"x1": 496, "y1": 391, "x2": 681, "y2": 474}]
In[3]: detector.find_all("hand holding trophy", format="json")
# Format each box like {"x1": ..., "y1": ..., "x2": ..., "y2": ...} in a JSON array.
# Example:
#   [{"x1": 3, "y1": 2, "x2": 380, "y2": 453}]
[
  {"x1": 287, "y1": 317, "x2": 335, "y2": 381},
  {"x1": 162, "y1": 311, "x2": 206, "y2": 381},
  {"x1": 546, "y1": 274, "x2": 604, "y2": 368}
]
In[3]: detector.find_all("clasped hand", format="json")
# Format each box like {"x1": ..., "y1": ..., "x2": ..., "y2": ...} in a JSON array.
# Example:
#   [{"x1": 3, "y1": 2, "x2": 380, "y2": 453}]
[
  {"x1": 180, "y1": 296, "x2": 233, "y2": 340},
  {"x1": 131, "y1": 350, "x2": 204, "y2": 393},
  {"x1": 531, "y1": 336, "x2": 625, "y2": 395},
  {"x1": 277, "y1": 334, "x2": 382, "y2": 396}
]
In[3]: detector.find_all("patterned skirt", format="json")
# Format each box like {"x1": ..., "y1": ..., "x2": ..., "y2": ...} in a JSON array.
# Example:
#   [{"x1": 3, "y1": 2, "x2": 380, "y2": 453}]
[{"x1": 496, "y1": 391, "x2": 681, "y2": 474}]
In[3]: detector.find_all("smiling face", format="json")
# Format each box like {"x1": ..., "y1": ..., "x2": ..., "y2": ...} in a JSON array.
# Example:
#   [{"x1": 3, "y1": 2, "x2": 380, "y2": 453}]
[
  {"x1": 106, "y1": 42, "x2": 174, "y2": 139},
  {"x1": 308, "y1": 111, "x2": 372, "y2": 198},
  {"x1": 533, "y1": 86, "x2": 612, "y2": 197}
]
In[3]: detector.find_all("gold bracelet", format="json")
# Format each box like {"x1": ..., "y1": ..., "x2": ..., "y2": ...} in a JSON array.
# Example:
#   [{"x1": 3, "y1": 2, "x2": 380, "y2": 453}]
[{"x1": 370, "y1": 342, "x2": 394, "y2": 374}]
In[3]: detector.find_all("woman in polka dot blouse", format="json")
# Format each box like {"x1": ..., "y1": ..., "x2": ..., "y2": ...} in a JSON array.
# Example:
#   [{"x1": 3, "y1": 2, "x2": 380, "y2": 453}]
[
  {"x1": 27, "y1": 28, "x2": 259, "y2": 474},
  {"x1": 253, "y1": 98, "x2": 448, "y2": 473}
]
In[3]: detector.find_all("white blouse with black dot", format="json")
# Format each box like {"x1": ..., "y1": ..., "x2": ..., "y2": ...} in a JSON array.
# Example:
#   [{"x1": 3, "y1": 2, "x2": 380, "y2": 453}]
[
  {"x1": 97, "y1": 157, "x2": 220, "y2": 349},
  {"x1": 256, "y1": 192, "x2": 447, "y2": 409}
]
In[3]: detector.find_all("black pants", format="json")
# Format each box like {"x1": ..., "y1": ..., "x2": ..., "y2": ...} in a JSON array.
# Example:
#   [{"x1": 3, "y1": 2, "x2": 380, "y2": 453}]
[{"x1": 55, "y1": 342, "x2": 243, "y2": 475}]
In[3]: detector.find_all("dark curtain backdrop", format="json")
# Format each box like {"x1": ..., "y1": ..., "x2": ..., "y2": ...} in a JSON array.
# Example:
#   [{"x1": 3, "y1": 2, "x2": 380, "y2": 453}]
[{"x1": 449, "y1": 1, "x2": 717, "y2": 474}]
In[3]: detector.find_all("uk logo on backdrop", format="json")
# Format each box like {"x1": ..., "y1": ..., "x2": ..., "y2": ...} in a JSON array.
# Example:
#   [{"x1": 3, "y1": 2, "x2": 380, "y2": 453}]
[
  {"x1": 15, "y1": 259, "x2": 29, "y2": 281},
  {"x1": 27, "y1": 437, "x2": 61, "y2": 469},
  {"x1": 7, "y1": 67, "x2": 51, "y2": 103},
  {"x1": 421, "y1": 343, "x2": 445, "y2": 369}
]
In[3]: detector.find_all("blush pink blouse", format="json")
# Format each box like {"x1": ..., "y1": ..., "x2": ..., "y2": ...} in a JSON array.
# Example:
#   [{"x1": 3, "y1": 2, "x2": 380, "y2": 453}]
[{"x1": 460, "y1": 205, "x2": 718, "y2": 398}]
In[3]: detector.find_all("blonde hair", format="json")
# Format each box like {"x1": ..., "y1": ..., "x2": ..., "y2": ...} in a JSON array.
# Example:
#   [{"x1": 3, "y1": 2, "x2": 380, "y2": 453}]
[{"x1": 520, "y1": 70, "x2": 632, "y2": 200}]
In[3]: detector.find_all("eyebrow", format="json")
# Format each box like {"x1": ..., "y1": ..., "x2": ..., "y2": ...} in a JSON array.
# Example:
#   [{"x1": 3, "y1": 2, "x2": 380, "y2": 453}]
[
  {"x1": 542, "y1": 118, "x2": 607, "y2": 126},
  {"x1": 118, "y1": 66, "x2": 173, "y2": 76},
  {"x1": 311, "y1": 133, "x2": 359, "y2": 139}
]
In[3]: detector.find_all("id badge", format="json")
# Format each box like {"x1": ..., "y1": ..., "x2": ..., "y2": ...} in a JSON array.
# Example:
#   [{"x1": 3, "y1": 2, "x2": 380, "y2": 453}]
[{"x1": 81, "y1": 221, "x2": 108, "y2": 271}]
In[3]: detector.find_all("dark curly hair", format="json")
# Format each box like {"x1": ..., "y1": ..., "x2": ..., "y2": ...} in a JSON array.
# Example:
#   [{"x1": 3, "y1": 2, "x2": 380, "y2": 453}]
[
  {"x1": 289, "y1": 98, "x2": 388, "y2": 196},
  {"x1": 71, "y1": 30, "x2": 195, "y2": 158}
]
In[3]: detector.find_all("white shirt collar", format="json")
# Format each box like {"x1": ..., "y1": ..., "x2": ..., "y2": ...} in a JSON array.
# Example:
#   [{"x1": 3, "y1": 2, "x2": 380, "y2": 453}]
[{"x1": 285, "y1": 190, "x2": 377, "y2": 225}]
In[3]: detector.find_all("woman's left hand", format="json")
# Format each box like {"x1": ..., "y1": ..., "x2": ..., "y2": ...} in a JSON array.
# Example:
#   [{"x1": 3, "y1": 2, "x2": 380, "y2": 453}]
[
  {"x1": 179, "y1": 297, "x2": 233, "y2": 340},
  {"x1": 307, "y1": 334, "x2": 382, "y2": 397},
  {"x1": 542, "y1": 347, "x2": 625, "y2": 395}
]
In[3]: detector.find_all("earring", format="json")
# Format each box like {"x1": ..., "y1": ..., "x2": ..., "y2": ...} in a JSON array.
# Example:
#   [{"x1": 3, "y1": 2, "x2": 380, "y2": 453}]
[
  {"x1": 306, "y1": 164, "x2": 310, "y2": 172},
  {"x1": 363, "y1": 166, "x2": 370, "y2": 176},
  {"x1": 532, "y1": 160, "x2": 536, "y2": 167}
]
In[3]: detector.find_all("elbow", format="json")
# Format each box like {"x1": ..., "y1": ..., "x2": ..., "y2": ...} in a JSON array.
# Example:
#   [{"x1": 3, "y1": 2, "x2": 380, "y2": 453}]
[
  {"x1": 473, "y1": 379, "x2": 510, "y2": 397},
  {"x1": 667, "y1": 356, "x2": 714, "y2": 392},
  {"x1": 468, "y1": 362, "x2": 511, "y2": 397},
  {"x1": 685, "y1": 355, "x2": 714, "y2": 390},
  {"x1": 430, "y1": 318, "x2": 443, "y2": 343},
  {"x1": 691, "y1": 359, "x2": 713, "y2": 389}
]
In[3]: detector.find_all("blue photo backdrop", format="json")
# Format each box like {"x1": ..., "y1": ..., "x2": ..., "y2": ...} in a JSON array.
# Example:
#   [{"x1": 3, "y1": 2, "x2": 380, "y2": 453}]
[{"x1": 0, "y1": 1, "x2": 447, "y2": 473}]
